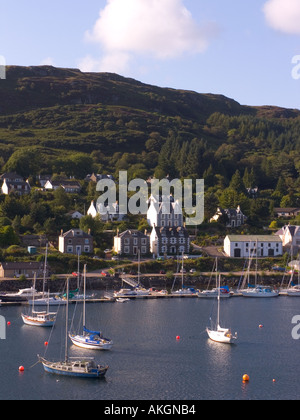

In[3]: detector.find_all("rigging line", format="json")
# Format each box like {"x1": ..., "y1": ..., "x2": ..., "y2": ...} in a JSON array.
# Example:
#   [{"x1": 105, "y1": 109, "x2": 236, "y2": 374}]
[{"x1": 28, "y1": 359, "x2": 41, "y2": 370}]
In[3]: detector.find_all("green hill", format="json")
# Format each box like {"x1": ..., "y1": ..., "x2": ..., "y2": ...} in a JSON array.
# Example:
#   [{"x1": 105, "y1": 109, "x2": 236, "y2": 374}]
[{"x1": 0, "y1": 65, "x2": 300, "y2": 210}]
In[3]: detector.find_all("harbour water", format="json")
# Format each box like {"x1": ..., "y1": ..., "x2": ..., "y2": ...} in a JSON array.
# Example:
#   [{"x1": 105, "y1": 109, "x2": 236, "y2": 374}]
[{"x1": 0, "y1": 295, "x2": 299, "y2": 400}]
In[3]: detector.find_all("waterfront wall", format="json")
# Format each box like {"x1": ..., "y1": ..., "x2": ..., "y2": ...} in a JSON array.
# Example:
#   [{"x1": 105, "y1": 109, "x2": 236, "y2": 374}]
[{"x1": 0, "y1": 274, "x2": 284, "y2": 292}]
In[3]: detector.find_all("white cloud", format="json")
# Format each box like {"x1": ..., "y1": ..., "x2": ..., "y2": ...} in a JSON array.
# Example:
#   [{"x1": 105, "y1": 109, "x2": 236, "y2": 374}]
[
  {"x1": 80, "y1": 0, "x2": 218, "y2": 73},
  {"x1": 263, "y1": 0, "x2": 300, "y2": 35}
]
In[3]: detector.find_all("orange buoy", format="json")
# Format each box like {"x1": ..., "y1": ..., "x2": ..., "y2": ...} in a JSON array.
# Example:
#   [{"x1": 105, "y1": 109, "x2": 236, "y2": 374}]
[
  {"x1": 44, "y1": 341, "x2": 48, "y2": 346},
  {"x1": 243, "y1": 374, "x2": 250, "y2": 382},
  {"x1": 273, "y1": 379, "x2": 276, "y2": 383},
  {"x1": 259, "y1": 324, "x2": 263, "y2": 328},
  {"x1": 19, "y1": 366, "x2": 24, "y2": 372}
]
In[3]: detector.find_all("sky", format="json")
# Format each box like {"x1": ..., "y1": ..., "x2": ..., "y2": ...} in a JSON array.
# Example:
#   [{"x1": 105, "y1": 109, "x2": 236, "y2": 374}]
[{"x1": 1, "y1": 0, "x2": 300, "y2": 110}]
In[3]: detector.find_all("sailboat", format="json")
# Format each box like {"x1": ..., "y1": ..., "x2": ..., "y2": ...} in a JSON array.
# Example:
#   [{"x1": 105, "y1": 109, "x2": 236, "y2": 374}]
[
  {"x1": 28, "y1": 243, "x2": 66, "y2": 306},
  {"x1": 69, "y1": 265, "x2": 113, "y2": 350},
  {"x1": 198, "y1": 258, "x2": 231, "y2": 298},
  {"x1": 22, "y1": 273, "x2": 57, "y2": 327},
  {"x1": 206, "y1": 274, "x2": 237, "y2": 344},
  {"x1": 286, "y1": 259, "x2": 300, "y2": 296},
  {"x1": 173, "y1": 253, "x2": 197, "y2": 295},
  {"x1": 239, "y1": 242, "x2": 278, "y2": 298},
  {"x1": 39, "y1": 278, "x2": 109, "y2": 378}
]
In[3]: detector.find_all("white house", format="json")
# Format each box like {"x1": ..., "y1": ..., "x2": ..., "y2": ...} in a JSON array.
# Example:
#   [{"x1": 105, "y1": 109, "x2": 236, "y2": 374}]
[
  {"x1": 0, "y1": 172, "x2": 31, "y2": 195},
  {"x1": 276, "y1": 225, "x2": 300, "y2": 253},
  {"x1": 147, "y1": 194, "x2": 183, "y2": 228},
  {"x1": 87, "y1": 200, "x2": 126, "y2": 222},
  {"x1": 224, "y1": 235, "x2": 283, "y2": 258}
]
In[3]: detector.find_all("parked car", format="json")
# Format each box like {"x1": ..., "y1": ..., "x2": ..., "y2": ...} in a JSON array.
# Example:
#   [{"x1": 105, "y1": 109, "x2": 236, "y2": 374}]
[
  {"x1": 189, "y1": 269, "x2": 196, "y2": 273},
  {"x1": 272, "y1": 266, "x2": 286, "y2": 272}
]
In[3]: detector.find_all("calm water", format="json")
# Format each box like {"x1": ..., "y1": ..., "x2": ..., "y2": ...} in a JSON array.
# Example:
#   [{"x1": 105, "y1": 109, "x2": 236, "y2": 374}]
[{"x1": 0, "y1": 295, "x2": 300, "y2": 400}]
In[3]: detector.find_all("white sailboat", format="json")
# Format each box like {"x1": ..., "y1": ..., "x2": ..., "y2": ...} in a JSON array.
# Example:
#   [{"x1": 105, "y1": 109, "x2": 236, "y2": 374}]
[
  {"x1": 39, "y1": 278, "x2": 109, "y2": 378},
  {"x1": 28, "y1": 243, "x2": 67, "y2": 306},
  {"x1": 69, "y1": 265, "x2": 113, "y2": 350},
  {"x1": 173, "y1": 253, "x2": 197, "y2": 295},
  {"x1": 198, "y1": 258, "x2": 231, "y2": 298},
  {"x1": 206, "y1": 274, "x2": 237, "y2": 344},
  {"x1": 286, "y1": 260, "x2": 300, "y2": 296},
  {"x1": 239, "y1": 242, "x2": 279, "y2": 298},
  {"x1": 22, "y1": 273, "x2": 57, "y2": 327}
]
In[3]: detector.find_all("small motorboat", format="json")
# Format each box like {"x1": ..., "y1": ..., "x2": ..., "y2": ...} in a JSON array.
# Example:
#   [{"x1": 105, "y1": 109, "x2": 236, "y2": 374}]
[
  {"x1": 116, "y1": 297, "x2": 130, "y2": 302},
  {"x1": 0, "y1": 287, "x2": 42, "y2": 303}
]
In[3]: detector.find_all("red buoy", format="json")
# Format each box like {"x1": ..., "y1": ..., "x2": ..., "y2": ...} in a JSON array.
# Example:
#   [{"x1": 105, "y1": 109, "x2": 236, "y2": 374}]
[
  {"x1": 7, "y1": 321, "x2": 11, "y2": 326},
  {"x1": 44, "y1": 341, "x2": 48, "y2": 347},
  {"x1": 176, "y1": 335, "x2": 180, "y2": 340},
  {"x1": 19, "y1": 366, "x2": 24, "y2": 372}
]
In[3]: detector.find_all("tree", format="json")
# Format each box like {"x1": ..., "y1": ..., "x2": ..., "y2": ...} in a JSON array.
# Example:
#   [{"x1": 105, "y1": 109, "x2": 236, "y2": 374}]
[{"x1": 229, "y1": 170, "x2": 245, "y2": 194}]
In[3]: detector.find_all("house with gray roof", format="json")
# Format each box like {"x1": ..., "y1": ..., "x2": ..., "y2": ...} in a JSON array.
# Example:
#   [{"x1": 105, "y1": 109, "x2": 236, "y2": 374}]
[{"x1": 224, "y1": 235, "x2": 282, "y2": 258}]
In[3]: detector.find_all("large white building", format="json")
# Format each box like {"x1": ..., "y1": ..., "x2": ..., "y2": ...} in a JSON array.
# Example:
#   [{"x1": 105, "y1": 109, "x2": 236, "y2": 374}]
[
  {"x1": 276, "y1": 225, "x2": 300, "y2": 253},
  {"x1": 224, "y1": 235, "x2": 283, "y2": 258},
  {"x1": 147, "y1": 194, "x2": 183, "y2": 228}
]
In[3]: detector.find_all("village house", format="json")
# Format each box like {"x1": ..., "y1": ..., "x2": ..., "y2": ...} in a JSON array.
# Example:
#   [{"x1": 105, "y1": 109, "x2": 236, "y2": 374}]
[
  {"x1": 210, "y1": 205, "x2": 247, "y2": 228},
  {"x1": 87, "y1": 200, "x2": 126, "y2": 222},
  {"x1": 114, "y1": 230, "x2": 150, "y2": 256},
  {"x1": 276, "y1": 225, "x2": 300, "y2": 253},
  {"x1": 44, "y1": 178, "x2": 81, "y2": 193},
  {"x1": 224, "y1": 235, "x2": 283, "y2": 258},
  {"x1": 58, "y1": 229, "x2": 93, "y2": 255},
  {"x1": 0, "y1": 261, "x2": 46, "y2": 279},
  {"x1": 150, "y1": 226, "x2": 190, "y2": 257},
  {"x1": 147, "y1": 194, "x2": 183, "y2": 228},
  {"x1": 85, "y1": 173, "x2": 115, "y2": 183},
  {"x1": 274, "y1": 208, "x2": 300, "y2": 218},
  {"x1": 0, "y1": 172, "x2": 31, "y2": 195}
]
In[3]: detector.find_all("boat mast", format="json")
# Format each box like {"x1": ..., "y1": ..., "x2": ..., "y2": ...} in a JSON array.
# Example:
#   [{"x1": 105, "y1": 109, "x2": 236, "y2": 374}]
[
  {"x1": 138, "y1": 249, "x2": 140, "y2": 287},
  {"x1": 32, "y1": 272, "x2": 36, "y2": 312},
  {"x1": 42, "y1": 243, "x2": 48, "y2": 297},
  {"x1": 181, "y1": 251, "x2": 184, "y2": 288},
  {"x1": 83, "y1": 264, "x2": 86, "y2": 331},
  {"x1": 217, "y1": 274, "x2": 220, "y2": 328},
  {"x1": 65, "y1": 278, "x2": 69, "y2": 363}
]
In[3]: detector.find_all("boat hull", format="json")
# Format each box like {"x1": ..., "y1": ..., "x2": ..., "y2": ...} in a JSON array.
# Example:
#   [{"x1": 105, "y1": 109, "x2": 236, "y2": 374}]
[
  {"x1": 70, "y1": 334, "x2": 113, "y2": 350},
  {"x1": 198, "y1": 291, "x2": 231, "y2": 298},
  {"x1": 40, "y1": 358, "x2": 108, "y2": 378},
  {"x1": 206, "y1": 328, "x2": 237, "y2": 344},
  {"x1": 28, "y1": 298, "x2": 67, "y2": 306},
  {"x1": 21, "y1": 314, "x2": 55, "y2": 327},
  {"x1": 241, "y1": 291, "x2": 279, "y2": 298}
]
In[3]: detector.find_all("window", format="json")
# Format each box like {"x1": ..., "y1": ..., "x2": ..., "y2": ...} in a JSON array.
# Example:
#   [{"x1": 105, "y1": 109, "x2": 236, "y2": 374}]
[
  {"x1": 124, "y1": 246, "x2": 130, "y2": 254},
  {"x1": 124, "y1": 238, "x2": 130, "y2": 245},
  {"x1": 67, "y1": 246, "x2": 73, "y2": 253},
  {"x1": 85, "y1": 239, "x2": 89, "y2": 244},
  {"x1": 141, "y1": 238, "x2": 146, "y2": 245},
  {"x1": 84, "y1": 246, "x2": 90, "y2": 252},
  {"x1": 68, "y1": 239, "x2": 72, "y2": 244},
  {"x1": 141, "y1": 246, "x2": 146, "y2": 254},
  {"x1": 133, "y1": 238, "x2": 138, "y2": 245}
]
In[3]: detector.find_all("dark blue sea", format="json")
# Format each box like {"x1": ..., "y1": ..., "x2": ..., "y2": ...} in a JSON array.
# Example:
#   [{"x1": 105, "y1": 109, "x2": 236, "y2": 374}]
[{"x1": 0, "y1": 295, "x2": 300, "y2": 401}]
